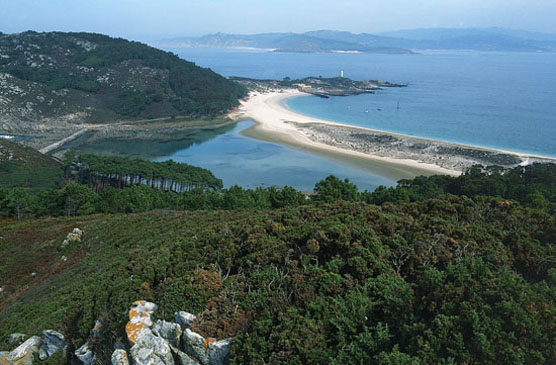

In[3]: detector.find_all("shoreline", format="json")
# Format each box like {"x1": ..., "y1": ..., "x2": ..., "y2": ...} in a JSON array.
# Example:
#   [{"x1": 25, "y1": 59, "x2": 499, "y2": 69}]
[{"x1": 230, "y1": 90, "x2": 555, "y2": 181}]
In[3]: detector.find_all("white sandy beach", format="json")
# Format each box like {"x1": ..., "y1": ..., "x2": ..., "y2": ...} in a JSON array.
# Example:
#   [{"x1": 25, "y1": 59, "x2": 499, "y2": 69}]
[
  {"x1": 230, "y1": 89, "x2": 556, "y2": 181},
  {"x1": 232, "y1": 90, "x2": 462, "y2": 179}
]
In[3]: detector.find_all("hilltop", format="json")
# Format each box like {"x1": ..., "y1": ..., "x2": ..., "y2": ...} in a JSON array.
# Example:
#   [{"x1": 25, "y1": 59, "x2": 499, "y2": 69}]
[{"x1": 0, "y1": 31, "x2": 247, "y2": 145}]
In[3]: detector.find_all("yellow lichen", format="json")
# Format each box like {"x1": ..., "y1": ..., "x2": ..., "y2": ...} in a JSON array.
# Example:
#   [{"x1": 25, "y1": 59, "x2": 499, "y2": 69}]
[
  {"x1": 126, "y1": 321, "x2": 145, "y2": 344},
  {"x1": 204, "y1": 337, "x2": 215, "y2": 350}
]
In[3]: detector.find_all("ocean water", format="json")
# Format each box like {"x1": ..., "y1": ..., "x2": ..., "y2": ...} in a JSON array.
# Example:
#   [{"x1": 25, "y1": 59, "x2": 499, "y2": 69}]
[{"x1": 170, "y1": 48, "x2": 556, "y2": 157}]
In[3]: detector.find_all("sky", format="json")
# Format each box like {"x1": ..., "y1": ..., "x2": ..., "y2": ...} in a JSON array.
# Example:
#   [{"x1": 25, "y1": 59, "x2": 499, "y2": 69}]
[{"x1": 1, "y1": 0, "x2": 556, "y2": 39}]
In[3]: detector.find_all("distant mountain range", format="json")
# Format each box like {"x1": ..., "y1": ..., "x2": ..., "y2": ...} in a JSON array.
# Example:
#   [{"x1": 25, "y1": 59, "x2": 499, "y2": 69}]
[{"x1": 157, "y1": 28, "x2": 556, "y2": 54}]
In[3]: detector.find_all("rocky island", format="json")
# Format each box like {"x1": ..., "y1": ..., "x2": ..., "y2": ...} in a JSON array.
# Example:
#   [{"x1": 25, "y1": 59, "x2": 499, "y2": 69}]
[{"x1": 231, "y1": 76, "x2": 407, "y2": 98}]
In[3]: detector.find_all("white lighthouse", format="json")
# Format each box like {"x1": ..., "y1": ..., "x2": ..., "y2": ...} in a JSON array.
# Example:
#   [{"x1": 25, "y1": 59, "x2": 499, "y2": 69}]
[{"x1": 340, "y1": 70, "x2": 344, "y2": 78}]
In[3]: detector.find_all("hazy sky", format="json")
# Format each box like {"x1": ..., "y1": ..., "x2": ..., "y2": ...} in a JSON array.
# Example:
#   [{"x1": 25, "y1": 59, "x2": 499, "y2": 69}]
[{"x1": 1, "y1": 0, "x2": 556, "y2": 39}]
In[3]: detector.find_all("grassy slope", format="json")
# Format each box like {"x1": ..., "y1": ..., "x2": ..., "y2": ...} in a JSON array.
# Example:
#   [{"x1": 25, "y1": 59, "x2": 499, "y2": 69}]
[
  {"x1": 0, "y1": 139, "x2": 63, "y2": 189},
  {"x1": 0, "y1": 198, "x2": 554, "y2": 363}
]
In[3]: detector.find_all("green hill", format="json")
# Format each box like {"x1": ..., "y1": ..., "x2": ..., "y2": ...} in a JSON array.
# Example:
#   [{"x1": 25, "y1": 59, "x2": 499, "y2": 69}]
[{"x1": 0, "y1": 31, "x2": 247, "y2": 137}]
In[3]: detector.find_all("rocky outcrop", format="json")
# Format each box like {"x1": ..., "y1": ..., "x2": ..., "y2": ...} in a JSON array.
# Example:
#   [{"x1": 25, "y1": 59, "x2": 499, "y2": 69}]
[
  {"x1": 1, "y1": 301, "x2": 232, "y2": 365},
  {"x1": 61, "y1": 227, "x2": 83, "y2": 248},
  {"x1": 1, "y1": 331, "x2": 66, "y2": 365},
  {"x1": 125, "y1": 301, "x2": 232, "y2": 365}
]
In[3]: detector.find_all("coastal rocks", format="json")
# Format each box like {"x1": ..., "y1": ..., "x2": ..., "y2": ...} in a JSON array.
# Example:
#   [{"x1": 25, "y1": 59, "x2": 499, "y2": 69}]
[
  {"x1": 175, "y1": 312, "x2": 196, "y2": 330},
  {"x1": 111, "y1": 349, "x2": 129, "y2": 365},
  {"x1": 4, "y1": 336, "x2": 42, "y2": 365},
  {"x1": 75, "y1": 342, "x2": 94, "y2": 365},
  {"x1": 38, "y1": 329, "x2": 66, "y2": 360}
]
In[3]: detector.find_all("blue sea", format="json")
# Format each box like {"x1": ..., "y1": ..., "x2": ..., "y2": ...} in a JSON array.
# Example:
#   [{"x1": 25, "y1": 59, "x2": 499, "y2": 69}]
[{"x1": 170, "y1": 48, "x2": 556, "y2": 157}]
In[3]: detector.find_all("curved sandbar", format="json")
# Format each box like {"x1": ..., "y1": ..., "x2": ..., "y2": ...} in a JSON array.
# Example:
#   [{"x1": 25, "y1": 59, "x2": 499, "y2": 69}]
[{"x1": 230, "y1": 90, "x2": 555, "y2": 182}]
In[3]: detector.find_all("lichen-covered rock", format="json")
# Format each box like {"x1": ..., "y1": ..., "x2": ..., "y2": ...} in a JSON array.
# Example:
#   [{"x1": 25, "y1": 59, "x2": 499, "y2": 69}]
[
  {"x1": 126, "y1": 300, "x2": 157, "y2": 344},
  {"x1": 174, "y1": 349, "x2": 200, "y2": 365},
  {"x1": 130, "y1": 333, "x2": 173, "y2": 365},
  {"x1": 175, "y1": 312, "x2": 196, "y2": 330},
  {"x1": 0, "y1": 352, "x2": 9, "y2": 365},
  {"x1": 6, "y1": 336, "x2": 42, "y2": 365},
  {"x1": 208, "y1": 338, "x2": 232, "y2": 365},
  {"x1": 8, "y1": 334, "x2": 26, "y2": 345},
  {"x1": 111, "y1": 349, "x2": 129, "y2": 365},
  {"x1": 183, "y1": 329, "x2": 210, "y2": 365},
  {"x1": 74, "y1": 341, "x2": 94, "y2": 365},
  {"x1": 152, "y1": 320, "x2": 181, "y2": 348},
  {"x1": 39, "y1": 330, "x2": 66, "y2": 360}
]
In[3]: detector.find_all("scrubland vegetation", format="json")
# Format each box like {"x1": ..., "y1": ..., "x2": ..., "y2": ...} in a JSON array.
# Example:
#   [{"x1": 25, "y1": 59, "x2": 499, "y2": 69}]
[{"x1": 0, "y1": 147, "x2": 554, "y2": 363}]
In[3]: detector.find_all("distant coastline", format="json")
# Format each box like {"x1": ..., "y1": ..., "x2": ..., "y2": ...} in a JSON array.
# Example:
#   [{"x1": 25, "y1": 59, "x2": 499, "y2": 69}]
[{"x1": 231, "y1": 90, "x2": 556, "y2": 180}]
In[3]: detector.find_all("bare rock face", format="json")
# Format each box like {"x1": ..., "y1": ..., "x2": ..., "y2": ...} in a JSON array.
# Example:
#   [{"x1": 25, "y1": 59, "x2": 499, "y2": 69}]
[
  {"x1": 6, "y1": 336, "x2": 43, "y2": 365},
  {"x1": 174, "y1": 312, "x2": 196, "y2": 330},
  {"x1": 39, "y1": 329, "x2": 66, "y2": 360},
  {"x1": 208, "y1": 338, "x2": 232, "y2": 365},
  {"x1": 111, "y1": 349, "x2": 130, "y2": 365}
]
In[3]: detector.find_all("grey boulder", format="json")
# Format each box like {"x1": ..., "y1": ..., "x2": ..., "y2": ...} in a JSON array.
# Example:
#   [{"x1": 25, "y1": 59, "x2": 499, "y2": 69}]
[
  {"x1": 208, "y1": 338, "x2": 232, "y2": 365},
  {"x1": 152, "y1": 320, "x2": 182, "y2": 348},
  {"x1": 130, "y1": 333, "x2": 174, "y2": 365},
  {"x1": 75, "y1": 341, "x2": 95, "y2": 365},
  {"x1": 111, "y1": 349, "x2": 130, "y2": 365},
  {"x1": 183, "y1": 329, "x2": 209, "y2": 365},
  {"x1": 6, "y1": 336, "x2": 43, "y2": 365},
  {"x1": 39, "y1": 329, "x2": 66, "y2": 359},
  {"x1": 175, "y1": 311, "x2": 196, "y2": 330},
  {"x1": 8, "y1": 333, "x2": 26, "y2": 345}
]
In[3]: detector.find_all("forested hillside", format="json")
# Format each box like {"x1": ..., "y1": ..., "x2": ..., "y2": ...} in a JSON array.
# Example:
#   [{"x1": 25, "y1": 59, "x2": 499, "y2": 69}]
[
  {"x1": 0, "y1": 156, "x2": 554, "y2": 363},
  {"x1": 0, "y1": 31, "x2": 247, "y2": 137}
]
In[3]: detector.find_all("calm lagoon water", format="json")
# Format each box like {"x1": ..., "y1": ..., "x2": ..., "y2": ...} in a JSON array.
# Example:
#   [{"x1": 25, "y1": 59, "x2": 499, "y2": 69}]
[{"x1": 155, "y1": 122, "x2": 393, "y2": 191}]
